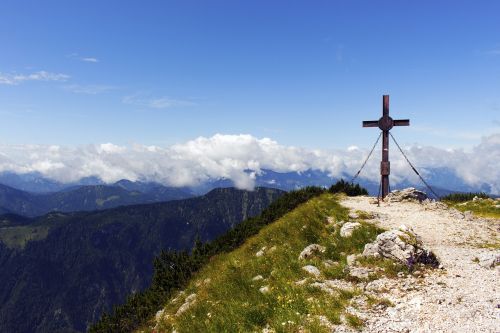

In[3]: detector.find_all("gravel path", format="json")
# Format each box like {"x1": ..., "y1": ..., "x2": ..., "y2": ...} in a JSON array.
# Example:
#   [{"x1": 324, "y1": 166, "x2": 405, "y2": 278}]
[{"x1": 341, "y1": 196, "x2": 500, "y2": 333}]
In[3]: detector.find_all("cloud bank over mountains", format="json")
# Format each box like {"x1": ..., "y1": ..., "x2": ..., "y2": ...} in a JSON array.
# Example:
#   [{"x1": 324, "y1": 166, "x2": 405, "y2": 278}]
[{"x1": 0, "y1": 133, "x2": 498, "y2": 193}]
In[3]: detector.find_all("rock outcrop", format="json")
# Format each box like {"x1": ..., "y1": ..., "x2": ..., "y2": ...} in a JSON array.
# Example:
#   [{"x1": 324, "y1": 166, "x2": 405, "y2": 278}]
[
  {"x1": 386, "y1": 188, "x2": 428, "y2": 203},
  {"x1": 362, "y1": 225, "x2": 439, "y2": 268}
]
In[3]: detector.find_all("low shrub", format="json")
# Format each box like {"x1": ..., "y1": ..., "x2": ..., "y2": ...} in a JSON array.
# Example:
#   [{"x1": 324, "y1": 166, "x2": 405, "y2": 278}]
[
  {"x1": 441, "y1": 192, "x2": 490, "y2": 203},
  {"x1": 328, "y1": 179, "x2": 368, "y2": 196}
]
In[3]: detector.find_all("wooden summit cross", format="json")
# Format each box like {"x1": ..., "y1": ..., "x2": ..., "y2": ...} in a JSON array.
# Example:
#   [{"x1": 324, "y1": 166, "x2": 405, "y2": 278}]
[{"x1": 363, "y1": 95, "x2": 410, "y2": 198}]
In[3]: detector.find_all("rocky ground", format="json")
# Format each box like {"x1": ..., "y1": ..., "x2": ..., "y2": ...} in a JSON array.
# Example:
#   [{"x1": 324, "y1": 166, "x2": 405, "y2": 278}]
[{"x1": 341, "y1": 193, "x2": 500, "y2": 333}]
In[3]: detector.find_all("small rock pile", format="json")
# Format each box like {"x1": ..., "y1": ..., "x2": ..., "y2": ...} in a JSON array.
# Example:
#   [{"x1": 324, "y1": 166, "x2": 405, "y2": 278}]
[{"x1": 385, "y1": 188, "x2": 428, "y2": 203}]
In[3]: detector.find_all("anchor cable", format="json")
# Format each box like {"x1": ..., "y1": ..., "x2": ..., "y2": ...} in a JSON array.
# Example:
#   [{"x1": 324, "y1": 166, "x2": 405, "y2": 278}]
[
  {"x1": 389, "y1": 132, "x2": 440, "y2": 200},
  {"x1": 350, "y1": 132, "x2": 382, "y2": 183}
]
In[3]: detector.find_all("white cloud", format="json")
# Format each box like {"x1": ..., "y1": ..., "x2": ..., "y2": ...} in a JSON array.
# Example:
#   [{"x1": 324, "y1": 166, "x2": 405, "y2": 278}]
[
  {"x1": 68, "y1": 53, "x2": 99, "y2": 63},
  {"x1": 123, "y1": 93, "x2": 197, "y2": 109},
  {"x1": 63, "y1": 84, "x2": 115, "y2": 94},
  {"x1": 0, "y1": 71, "x2": 70, "y2": 85},
  {"x1": 0, "y1": 133, "x2": 498, "y2": 193},
  {"x1": 82, "y1": 57, "x2": 99, "y2": 63}
]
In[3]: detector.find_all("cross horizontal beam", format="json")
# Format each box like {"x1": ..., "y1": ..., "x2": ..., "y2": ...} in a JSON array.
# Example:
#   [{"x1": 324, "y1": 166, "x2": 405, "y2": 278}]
[
  {"x1": 362, "y1": 119, "x2": 410, "y2": 129},
  {"x1": 362, "y1": 121, "x2": 378, "y2": 127},
  {"x1": 394, "y1": 119, "x2": 410, "y2": 126}
]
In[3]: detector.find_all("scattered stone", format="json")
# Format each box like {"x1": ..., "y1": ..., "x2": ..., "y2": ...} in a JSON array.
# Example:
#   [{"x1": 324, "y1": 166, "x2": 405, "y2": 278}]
[
  {"x1": 349, "y1": 266, "x2": 373, "y2": 279},
  {"x1": 348, "y1": 211, "x2": 359, "y2": 219},
  {"x1": 316, "y1": 315, "x2": 335, "y2": 330},
  {"x1": 462, "y1": 210, "x2": 474, "y2": 221},
  {"x1": 295, "y1": 278, "x2": 309, "y2": 286},
  {"x1": 346, "y1": 254, "x2": 361, "y2": 266},
  {"x1": 423, "y1": 199, "x2": 448, "y2": 211},
  {"x1": 170, "y1": 290, "x2": 185, "y2": 304},
  {"x1": 340, "y1": 222, "x2": 361, "y2": 237},
  {"x1": 269, "y1": 245, "x2": 277, "y2": 253},
  {"x1": 324, "y1": 279, "x2": 355, "y2": 291},
  {"x1": 363, "y1": 243, "x2": 381, "y2": 258},
  {"x1": 472, "y1": 196, "x2": 480, "y2": 201},
  {"x1": 323, "y1": 259, "x2": 339, "y2": 268},
  {"x1": 326, "y1": 216, "x2": 336, "y2": 224},
  {"x1": 176, "y1": 293, "x2": 197, "y2": 316},
  {"x1": 256, "y1": 246, "x2": 266, "y2": 257},
  {"x1": 262, "y1": 324, "x2": 275, "y2": 333},
  {"x1": 386, "y1": 188, "x2": 428, "y2": 203},
  {"x1": 477, "y1": 251, "x2": 500, "y2": 269},
  {"x1": 302, "y1": 265, "x2": 321, "y2": 277},
  {"x1": 196, "y1": 278, "x2": 211, "y2": 287},
  {"x1": 155, "y1": 309, "x2": 165, "y2": 322},
  {"x1": 259, "y1": 285, "x2": 270, "y2": 294},
  {"x1": 252, "y1": 275, "x2": 264, "y2": 281},
  {"x1": 362, "y1": 225, "x2": 439, "y2": 268},
  {"x1": 299, "y1": 244, "x2": 326, "y2": 260},
  {"x1": 310, "y1": 282, "x2": 339, "y2": 296}
]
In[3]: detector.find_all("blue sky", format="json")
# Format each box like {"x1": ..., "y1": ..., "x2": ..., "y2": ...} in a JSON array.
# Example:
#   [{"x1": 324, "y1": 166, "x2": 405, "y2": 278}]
[{"x1": 0, "y1": 0, "x2": 499, "y2": 149}]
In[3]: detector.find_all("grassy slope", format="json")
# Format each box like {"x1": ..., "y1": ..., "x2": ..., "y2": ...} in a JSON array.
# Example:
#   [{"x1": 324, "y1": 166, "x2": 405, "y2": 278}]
[
  {"x1": 143, "y1": 194, "x2": 395, "y2": 333},
  {"x1": 444, "y1": 198, "x2": 500, "y2": 219}
]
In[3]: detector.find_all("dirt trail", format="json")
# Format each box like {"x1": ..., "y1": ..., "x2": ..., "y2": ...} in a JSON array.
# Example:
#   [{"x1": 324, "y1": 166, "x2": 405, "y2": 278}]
[{"x1": 341, "y1": 196, "x2": 499, "y2": 333}]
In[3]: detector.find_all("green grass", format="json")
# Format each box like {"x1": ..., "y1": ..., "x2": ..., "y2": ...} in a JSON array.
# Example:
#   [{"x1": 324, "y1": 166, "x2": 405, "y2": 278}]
[
  {"x1": 444, "y1": 197, "x2": 500, "y2": 219},
  {"x1": 145, "y1": 194, "x2": 390, "y2": 333}
]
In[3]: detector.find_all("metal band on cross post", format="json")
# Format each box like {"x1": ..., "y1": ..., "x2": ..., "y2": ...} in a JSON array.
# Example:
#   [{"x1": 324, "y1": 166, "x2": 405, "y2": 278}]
[{"x1": 362, "y1": 95, "x2": 410, "y2": 198}]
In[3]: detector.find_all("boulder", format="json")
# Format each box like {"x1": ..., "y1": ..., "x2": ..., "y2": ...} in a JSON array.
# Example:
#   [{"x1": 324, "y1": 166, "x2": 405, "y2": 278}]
[
  {"x1": 298, "y1": 244, "x2": 326, "y2": 260},
  {"x1": 340, "y1": 222, "x2": 361, "y2": 237},
  {"x1": 362, "y1": 225, "x2": 439, "y2": 268},
  {"x1": 386, "y1": 188, "x2": 428, "y2": 203},
  {"x1": 302, "y1": 265, "x2": 321, "y2": 277}
]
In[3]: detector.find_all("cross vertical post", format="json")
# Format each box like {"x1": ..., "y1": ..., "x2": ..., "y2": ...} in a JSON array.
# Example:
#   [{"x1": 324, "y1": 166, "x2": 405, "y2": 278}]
[
  {"x1": 362, "y1": 95, "x2": 410, "y2": 199},
  {"x1": 381, "y1": 95, "x2": 390, "y2": 198}
]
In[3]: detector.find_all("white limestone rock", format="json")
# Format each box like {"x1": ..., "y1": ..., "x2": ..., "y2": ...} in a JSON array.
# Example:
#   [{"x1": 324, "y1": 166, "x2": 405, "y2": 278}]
[
  {"x1": 340, "y1": 222, "x2": 361, "y2": 237},
  {"x1": 477, "y1": 251, "x2": 500, "y2": 269},
  {"x1": 256, "y1": 246, "x2": 266, "y2": 257},
  {"x1": 348, "y1": 211, "x2": 359, "y2": 219},
  {"x1": 362, "y1": 225, "x2": 438, "y2": 268},
  {"x1": 386, "y1": 188, "x2": 428, "y2": 203},
  {"x1": 302, "y1": 265, "x2": 321, "y2": 277},
  {"x1": 175, "y1": 293, "x2": 197, "y2": 316},
  {"x1": 259, "y1": 285, "x2": 270, "y2": 294},
  {"x1": 298, "y1": 244, "x2": 326, "y2": 260}
]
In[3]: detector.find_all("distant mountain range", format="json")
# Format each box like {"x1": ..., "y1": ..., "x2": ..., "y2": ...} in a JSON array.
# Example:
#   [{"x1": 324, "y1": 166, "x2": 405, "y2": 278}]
[
  {"x1": 0, "y1": 187, "x2": 284, "y2": 333},
  {"x1": 0, "y1": 181, "x2": 193, "y2": 217},
  {"x1": 0, "y1": 167, "x2": 494, "y2": 218}
]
